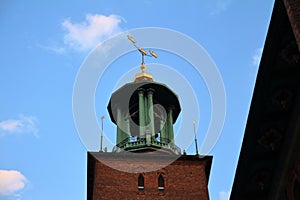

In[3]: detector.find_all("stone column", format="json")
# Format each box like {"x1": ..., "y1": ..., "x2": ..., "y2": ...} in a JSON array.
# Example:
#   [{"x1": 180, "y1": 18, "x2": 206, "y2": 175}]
[
  {"x1": 144, "y1": 94, "x2": 148, "y2": 126},
  {"x1": 167, "y1": 107, "x2": 174, "y2": 143},
  {"x1": 116, "y1": 107, "x2": 123, "y2": 145},
  {"x1": 116, "y1": 108, "x2": 130, "y2": 146},
  {"x1": 138, "y1": 89, "x2": 145, "y2": 138},
  {"x1": 164, "y1": 115, "x2": 169, "y2": 143},
  {"x1": 160, "y1": 117, "x2": 166, "y2": 142},
  {"x1": 147, "y1": 89, "x2": 155, "y2": 138},
  {"x1": 124, "y1": 113, "x2": 131, "y2": 139}
]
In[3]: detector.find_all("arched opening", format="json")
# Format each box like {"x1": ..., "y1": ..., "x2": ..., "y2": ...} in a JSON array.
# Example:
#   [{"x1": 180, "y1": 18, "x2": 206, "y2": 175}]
[
  {"x1": 138, "y1": 174, "x2": 144, "y2": 191},
  {"x1": 158, "y1": 174, "x2": 164, "y2": 192}
]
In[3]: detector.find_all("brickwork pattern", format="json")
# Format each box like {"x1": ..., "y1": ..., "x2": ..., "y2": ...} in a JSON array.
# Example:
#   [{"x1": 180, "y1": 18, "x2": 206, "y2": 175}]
[{"x1": 88, "y1": 153, "x2": 212, "y2": 200}]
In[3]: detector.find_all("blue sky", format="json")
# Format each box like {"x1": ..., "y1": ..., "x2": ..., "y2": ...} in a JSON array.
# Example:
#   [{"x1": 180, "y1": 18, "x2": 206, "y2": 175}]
[{"x1": 0, "y1": 1, "x2": 275, "y2": 200}]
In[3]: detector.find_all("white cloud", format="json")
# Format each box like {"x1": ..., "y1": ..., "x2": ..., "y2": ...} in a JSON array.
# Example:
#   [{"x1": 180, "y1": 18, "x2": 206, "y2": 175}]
[
  {"x1": 252, "y1": 47, "x2": 263, "y2": 66},
  {"x1": 210, "y1": 0, "x2": 233, "y2": 15},
  {"x1": 219, "y1": 190, "x2": 230, "y2": 200},
  {"x1": 0, "y1": 170, "x2": 27, "y2": 196},
  {"x1": 37, "y1": 43, "x2": 66, "y2": 55},
  {"x1": 62, "y1": 14, "x2": 123, "y2": 51},
  {"x1": 0, "y1": 115, "x2": 39, "y2": 137}
]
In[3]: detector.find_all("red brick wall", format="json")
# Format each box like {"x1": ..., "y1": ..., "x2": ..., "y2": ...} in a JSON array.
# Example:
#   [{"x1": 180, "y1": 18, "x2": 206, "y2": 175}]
[{"x1": 88, "y1": 152, "x2": 212, "y2": 200}]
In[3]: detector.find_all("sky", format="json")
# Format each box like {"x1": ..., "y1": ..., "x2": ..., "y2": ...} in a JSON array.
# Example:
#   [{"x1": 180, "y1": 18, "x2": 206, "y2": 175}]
[{"x1": 0, "y1": 1, "x2": 275, "y2": 200}]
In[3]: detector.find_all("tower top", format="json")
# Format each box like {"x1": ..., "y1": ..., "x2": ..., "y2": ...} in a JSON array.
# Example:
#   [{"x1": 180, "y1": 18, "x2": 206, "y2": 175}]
[
  {"x1": 106, "y1": 35, "x2": 181, "y2": 155},
  {"x1": 127, "y1": 35, "x2": 158, "y2": 82}
]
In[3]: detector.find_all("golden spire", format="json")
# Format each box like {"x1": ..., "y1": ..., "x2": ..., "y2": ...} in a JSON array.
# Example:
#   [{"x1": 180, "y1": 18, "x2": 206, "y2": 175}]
[{"x1": 127, "y1": 35, "x2": 158, "y2": 82}]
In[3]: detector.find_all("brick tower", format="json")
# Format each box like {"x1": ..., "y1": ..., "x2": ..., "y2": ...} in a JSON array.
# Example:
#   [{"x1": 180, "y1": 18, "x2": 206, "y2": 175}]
[{"x1": 87, "y1": 36, "x2": 212, "y2": 199}]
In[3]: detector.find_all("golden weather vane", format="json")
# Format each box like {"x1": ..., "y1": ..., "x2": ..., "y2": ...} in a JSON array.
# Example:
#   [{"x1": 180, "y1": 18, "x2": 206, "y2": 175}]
[{"x1": 127, "y1": 35, "x2": 158, "y2": 73}]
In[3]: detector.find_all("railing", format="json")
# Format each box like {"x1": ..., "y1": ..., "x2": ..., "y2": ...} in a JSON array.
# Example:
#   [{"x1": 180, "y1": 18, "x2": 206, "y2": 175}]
[
  {"x1": 112, "y1": 136, "x2": 181, "y2": 154},
  {"x1": 156, "y1": 137, "x2": 171, "y2": 145},
  {"x1": 169, "y1": 143, "x2": 181, "y2": 154},
  {"x1": 117, "y1": 137, "x2": 130, "y2": 148},
  {"x1": 126, "y1": 137, "x2": 146, "y2": 148}
]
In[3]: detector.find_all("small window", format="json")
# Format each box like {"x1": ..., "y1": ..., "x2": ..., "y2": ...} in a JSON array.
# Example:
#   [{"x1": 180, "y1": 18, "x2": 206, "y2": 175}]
[
  {"x1": 138, "y1": 174, "x2": 144, "y2": 191},
  {"x1": 158, "y1": 174, "x2": 164, "y2": 192}
]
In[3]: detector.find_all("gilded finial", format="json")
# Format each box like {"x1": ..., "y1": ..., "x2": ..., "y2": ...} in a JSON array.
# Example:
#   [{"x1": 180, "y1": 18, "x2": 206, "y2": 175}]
[{"x1": 140, "y1": 63, "x2": 146, "y2": 72}]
